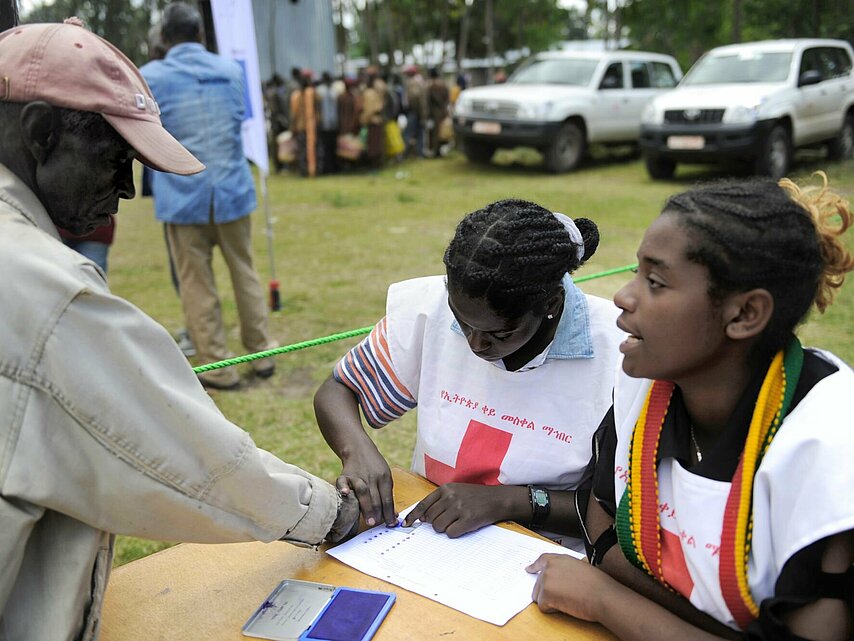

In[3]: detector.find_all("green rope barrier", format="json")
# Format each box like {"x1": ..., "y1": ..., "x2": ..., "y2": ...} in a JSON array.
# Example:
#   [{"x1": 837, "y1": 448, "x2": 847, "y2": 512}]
[
  {"x1": 574, "y1": 262, "x2": 637, "y2": 283},
  {"x1": 193, "y1": 327, "x2": 373, "y2": 373},
  {"x1": 193, "y1": 262, "x2": 639, "y2": 373}
]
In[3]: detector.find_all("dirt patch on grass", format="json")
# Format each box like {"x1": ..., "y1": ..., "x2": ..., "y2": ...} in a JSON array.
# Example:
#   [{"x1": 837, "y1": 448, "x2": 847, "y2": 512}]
[{"x1": 262, "y1": 365, "x2": 319, "y2": 399}]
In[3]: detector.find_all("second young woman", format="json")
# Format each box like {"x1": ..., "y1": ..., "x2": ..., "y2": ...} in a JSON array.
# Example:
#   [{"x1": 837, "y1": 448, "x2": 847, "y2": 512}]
[{"x1": 527, "y1": 175, "x2": 853, "y2": 640}]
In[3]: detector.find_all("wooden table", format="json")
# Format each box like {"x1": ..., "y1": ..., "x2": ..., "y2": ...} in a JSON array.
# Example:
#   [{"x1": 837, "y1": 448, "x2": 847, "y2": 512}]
[{"x1": 100, "y1": 468, "x2": 617, "y2": 641}]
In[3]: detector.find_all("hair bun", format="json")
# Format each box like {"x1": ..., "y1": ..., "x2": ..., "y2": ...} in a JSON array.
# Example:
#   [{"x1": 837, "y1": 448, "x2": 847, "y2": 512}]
[{"x1": 573, "y1": 217, "x2": 600, "y2": 264}]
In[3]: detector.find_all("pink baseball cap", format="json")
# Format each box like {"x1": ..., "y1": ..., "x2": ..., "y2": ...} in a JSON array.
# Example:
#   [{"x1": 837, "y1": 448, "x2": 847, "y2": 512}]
[{"x1": 0, "y1": 21, "x2": 204, "y2": 175}]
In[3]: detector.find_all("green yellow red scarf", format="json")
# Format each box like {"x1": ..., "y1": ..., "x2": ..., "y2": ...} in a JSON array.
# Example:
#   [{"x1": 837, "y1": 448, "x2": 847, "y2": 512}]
[{"x1": 615, "y1": 339, "x2": 803, "y2": 629}]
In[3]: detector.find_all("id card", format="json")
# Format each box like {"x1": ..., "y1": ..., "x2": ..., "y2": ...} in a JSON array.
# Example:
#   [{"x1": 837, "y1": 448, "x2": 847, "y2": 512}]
[{"x1": 243, "y1": 581, "x2": 394, "y2": 641}]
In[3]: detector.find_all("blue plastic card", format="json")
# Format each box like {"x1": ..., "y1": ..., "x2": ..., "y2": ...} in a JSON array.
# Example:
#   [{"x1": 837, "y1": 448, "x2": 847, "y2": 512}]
[{"x1": 299, "y1": 587, "x2": 395, "y2": 641}]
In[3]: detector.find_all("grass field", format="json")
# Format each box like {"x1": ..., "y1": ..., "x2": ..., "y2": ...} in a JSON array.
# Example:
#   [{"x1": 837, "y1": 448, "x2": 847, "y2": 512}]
[{"x1": 109, "y1": 148, "x2": 854, "y2": 565}]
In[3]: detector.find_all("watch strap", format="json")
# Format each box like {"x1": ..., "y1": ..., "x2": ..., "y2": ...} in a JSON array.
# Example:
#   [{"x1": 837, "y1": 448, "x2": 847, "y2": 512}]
[{"x1": 589, "y1": 524, "x2": 618, "y2": 566}]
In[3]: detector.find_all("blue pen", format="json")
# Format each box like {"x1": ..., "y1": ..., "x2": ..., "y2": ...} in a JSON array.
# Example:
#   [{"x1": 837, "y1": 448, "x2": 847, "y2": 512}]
[{"x1": 395, "y1": 517, "x2": 421, "y2": 529}]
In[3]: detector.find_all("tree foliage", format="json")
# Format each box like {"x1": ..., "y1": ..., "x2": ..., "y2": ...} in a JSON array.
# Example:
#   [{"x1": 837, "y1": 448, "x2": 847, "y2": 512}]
[
  {"x1": 622, "y1": 0, "x2": 854, "y2": 72},
  {"x1": 340, "y1": 0, "x2": 573, "y2": 69},
  {"x1": 16, "y1": 0, "x2": 854, "y2": 78},
  {"x1": 23, "y1": 0, "x2": 167, "y2": 65}
]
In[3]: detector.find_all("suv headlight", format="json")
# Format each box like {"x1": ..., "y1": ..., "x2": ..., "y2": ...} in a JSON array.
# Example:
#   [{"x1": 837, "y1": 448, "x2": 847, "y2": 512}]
[
  {"x1": 454, "y1": 96, "x2": 472, "y2": 117},
  {"x1": 518, "y1": 101, "x2": 553, "y2": 120},
  {"x1": 641, "y1": 102, "x2": 663, "y2": 125},
  {"x1": 724, "y1": 103, "x2": 761, "y2": 124}
]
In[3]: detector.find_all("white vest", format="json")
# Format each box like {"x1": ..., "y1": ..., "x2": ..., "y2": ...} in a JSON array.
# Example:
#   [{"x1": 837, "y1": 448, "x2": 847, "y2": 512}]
[
  {"x1": 385, "y1": 276, "x2": 623, "y2": 490},
  {"x1": 612, "y1": 350, "x2": 854, "y2": 629}
]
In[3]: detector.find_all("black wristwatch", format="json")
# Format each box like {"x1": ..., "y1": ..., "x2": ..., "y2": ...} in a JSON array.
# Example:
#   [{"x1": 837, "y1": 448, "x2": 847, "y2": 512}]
[
  {"x1": 589, "y1": 524, "x2": 618, "y2": 566},
  {"x1": 528, "y1": 485, "x2": 551, "y2": 527}
]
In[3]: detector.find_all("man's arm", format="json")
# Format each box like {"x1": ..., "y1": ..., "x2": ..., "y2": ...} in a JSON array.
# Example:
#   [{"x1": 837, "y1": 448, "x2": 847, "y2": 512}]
[{"x1": 14, "y1": 287, "x2": 343, "y2": 545}]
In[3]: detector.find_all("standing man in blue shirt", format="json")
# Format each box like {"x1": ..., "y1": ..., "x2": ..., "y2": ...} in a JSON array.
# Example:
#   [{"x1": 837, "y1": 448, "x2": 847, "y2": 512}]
[{"x1": 142, "y1": 2, "x2": 275, "y2": 390}]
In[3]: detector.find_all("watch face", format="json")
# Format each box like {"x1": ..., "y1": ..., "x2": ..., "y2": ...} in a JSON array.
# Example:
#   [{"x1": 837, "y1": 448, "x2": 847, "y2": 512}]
[{"x1": 532, "y1": 489, "x2": 549, "y2": 507}]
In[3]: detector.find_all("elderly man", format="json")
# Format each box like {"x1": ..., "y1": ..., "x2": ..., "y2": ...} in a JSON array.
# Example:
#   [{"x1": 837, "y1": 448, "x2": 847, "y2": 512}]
[
  {"x1": 141, "y1": 2, "x2": 276, "y2": 390},
  {"x1": 0, "y1": 20, "x2": 357, "y2": 641}
]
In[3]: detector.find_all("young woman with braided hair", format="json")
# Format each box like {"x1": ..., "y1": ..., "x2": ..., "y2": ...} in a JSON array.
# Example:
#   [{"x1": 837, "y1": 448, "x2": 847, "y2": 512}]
[
  {"x1": 314, "y1": 199, "x2": 624, "y2": 551},
  {"x1": 527, "y1": 174, "x2": 854, "y2": 641}
]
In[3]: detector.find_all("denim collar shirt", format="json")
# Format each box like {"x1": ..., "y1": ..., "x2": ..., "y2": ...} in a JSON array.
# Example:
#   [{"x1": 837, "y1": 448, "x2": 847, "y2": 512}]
[{"x1": 141, "y1": 43, "x2": 257, "y2": 225}]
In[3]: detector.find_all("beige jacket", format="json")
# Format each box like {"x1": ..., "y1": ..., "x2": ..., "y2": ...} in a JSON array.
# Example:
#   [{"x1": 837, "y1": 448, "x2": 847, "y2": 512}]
[
  {"x1": 0, "y1": 165, "x2": 338, "y2": 641},
  {"x1": 360, "y1": 79, "x2": 387, "y2": 126}
]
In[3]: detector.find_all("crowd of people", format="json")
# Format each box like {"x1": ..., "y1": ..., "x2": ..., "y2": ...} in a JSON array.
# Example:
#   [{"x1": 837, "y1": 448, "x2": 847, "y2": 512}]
[
  {"x1": 0, "y1": 4, "x2": 851, "y2": 641},
  {"x1": 263, "y1": 63, "x2": 463, "y2": 176}
]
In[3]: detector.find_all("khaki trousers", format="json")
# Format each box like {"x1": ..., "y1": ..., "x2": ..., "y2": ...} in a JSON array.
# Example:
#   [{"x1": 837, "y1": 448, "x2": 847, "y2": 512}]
[{"x1": 166, "y1": 214, "x2": 274, "y2": 386}]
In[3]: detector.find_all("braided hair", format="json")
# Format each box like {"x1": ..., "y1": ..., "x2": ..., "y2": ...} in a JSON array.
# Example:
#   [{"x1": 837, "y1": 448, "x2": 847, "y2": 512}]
[
  {"x1": 443, "y1": 199, "x2": 599, "y2": 319},
  {"x1": 664, "y1": 173, "x2": 853, "y2": 359}
]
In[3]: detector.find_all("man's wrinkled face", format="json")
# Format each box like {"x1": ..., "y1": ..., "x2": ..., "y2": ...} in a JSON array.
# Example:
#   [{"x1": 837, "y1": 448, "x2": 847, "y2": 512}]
[{"x1": 36, "y1": 121, "x2": 135, "y2": 235}]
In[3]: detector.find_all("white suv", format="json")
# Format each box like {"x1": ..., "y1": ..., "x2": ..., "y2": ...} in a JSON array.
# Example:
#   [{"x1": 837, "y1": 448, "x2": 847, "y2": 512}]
[
  {"x1": 639, "y1": 39, "x2": 854, "y2": 180},
  {"x1": 453, "y1": 50, "x2": 682, "y2": 172}
]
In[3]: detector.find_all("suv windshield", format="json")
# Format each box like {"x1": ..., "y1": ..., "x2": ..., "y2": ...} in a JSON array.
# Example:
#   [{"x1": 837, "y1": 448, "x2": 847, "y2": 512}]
[
  {"x1": 509, "y1": 57, "x2": 599, "y2": 86},
  {"x1": 682, "y1": 51, "x2": 793, "y2": 85}
]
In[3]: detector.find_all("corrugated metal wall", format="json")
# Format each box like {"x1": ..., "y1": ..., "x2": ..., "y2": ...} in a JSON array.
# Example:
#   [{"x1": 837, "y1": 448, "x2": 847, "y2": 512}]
[{"x1": 252, "y1": 0, "x2": 336, "y2": 82}]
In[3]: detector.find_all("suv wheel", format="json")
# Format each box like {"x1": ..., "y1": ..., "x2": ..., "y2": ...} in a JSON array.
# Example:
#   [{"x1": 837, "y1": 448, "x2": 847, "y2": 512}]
[
  {"x1": 827, "y1": 116, "x2": 854, "y2": 161},
  {"x1": 754, "y1": 124, "x2": 791, "y2": 180},
  {"x1": 644, "y1": 155, "x2": 676, "y2": 180},
  {"x1": 544, "y1": 122, "x2": 585, "y2": 173},
  {"x1": 463, "y1": 139, "x2": 496, "y2": 164}
]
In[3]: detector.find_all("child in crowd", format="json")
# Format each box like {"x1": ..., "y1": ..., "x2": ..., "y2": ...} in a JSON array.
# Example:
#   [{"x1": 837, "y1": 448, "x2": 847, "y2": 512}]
[
  {"x1": 527, "y1": 174, "x2": 853, "y2": 640},
  {"x1": 314, "y1": 199, "x2": 625, "y2": 551}
]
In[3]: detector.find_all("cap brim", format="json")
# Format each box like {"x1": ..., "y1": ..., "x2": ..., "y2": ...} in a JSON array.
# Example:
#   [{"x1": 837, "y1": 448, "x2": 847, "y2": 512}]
[{"x1": 103, "y1": 114, "x2": 205, "y2": 176}]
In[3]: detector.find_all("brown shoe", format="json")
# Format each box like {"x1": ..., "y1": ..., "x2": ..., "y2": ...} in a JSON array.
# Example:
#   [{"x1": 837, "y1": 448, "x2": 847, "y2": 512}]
[
  {"x1": 252, "y1": 355, "x2": 276, "y2": 379},
  {"x1": 254, "y1": 364, "x2": 275, "y2": 379},
  {"x1": 199, "y1": 373, "x2": 241, "y2": 391}
]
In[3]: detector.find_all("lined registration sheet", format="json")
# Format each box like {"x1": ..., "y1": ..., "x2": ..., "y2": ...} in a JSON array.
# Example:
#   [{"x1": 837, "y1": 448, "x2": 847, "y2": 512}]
[{"x1": 327, "y1": 504, "x2": 582, "y2": 625}]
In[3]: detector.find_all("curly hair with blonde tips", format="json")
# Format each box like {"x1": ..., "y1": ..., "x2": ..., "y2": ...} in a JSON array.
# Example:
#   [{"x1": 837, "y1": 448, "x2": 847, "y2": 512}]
[
  {"x1": 779, "y1": 172, "x2": 854, "y2": 313},
  {"x1": 663, "y1": 174, "x2": 852, "y2": 360}
]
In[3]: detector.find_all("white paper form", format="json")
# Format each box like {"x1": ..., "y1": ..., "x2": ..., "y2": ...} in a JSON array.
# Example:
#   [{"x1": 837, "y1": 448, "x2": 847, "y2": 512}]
[{"x1": 327, "y1": 504, "x2": 583, "y2": 625}]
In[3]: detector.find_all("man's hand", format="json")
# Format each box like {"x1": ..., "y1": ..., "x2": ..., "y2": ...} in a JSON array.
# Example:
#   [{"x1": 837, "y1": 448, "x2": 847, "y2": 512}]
[
  {"x1": 327, "y1": 490, "x2": 360, "y2": 543},
  {"x1": 403, "y1": 483, "x2": 528, "y2": 537}
]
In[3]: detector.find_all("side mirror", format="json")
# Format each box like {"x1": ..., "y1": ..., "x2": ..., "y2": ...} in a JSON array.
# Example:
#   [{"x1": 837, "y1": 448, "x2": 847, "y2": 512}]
[
  {"x1": 600, "y1": 75, "x2": 620, "y2": 90},
  {"x1": 798, "y1": 69, "x2": 823, "y2": 87}
]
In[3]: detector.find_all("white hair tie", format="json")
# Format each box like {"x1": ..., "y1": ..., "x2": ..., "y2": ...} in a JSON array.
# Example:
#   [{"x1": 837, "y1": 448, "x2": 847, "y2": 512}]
[{"x1": 553, "y1": 212, "x2": 585, "y2": 262}]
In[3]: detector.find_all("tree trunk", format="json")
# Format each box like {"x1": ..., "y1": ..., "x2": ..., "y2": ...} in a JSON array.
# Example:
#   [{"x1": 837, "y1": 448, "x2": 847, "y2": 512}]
[
  {"x1": 812, "y1": 0, "x2": 820, "y2": 35},
  {"x1": 732, "y1": 0, "x2": 742, "y2": 42},
  {"x1": 584, "y1": 0, "x2": 594, "y2": 38},
  {"x1": 383, "y1": 1, "x2": 398, "y2": 68},
  {"x1": 485, "y1": 0, "x2": 494, "y2": 82},
  {"x1": 457, "y1": 2, "x2": 471, "y2": 73},
  {"x1": 334, "y1": 0, "x2": 347, "y2": 66},
  {"x1": 366, "y1": 0, "x2": 380, "y2": 66},
  {"x1": 438, "y1": 0, "x2": 449, "y2": 70}
]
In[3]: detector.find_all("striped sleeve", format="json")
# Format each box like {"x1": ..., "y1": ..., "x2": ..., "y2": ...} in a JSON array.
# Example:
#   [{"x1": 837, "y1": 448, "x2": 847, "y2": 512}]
[{"x1": 333, "y1": 317, "x2": 417, "y2": 428}]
